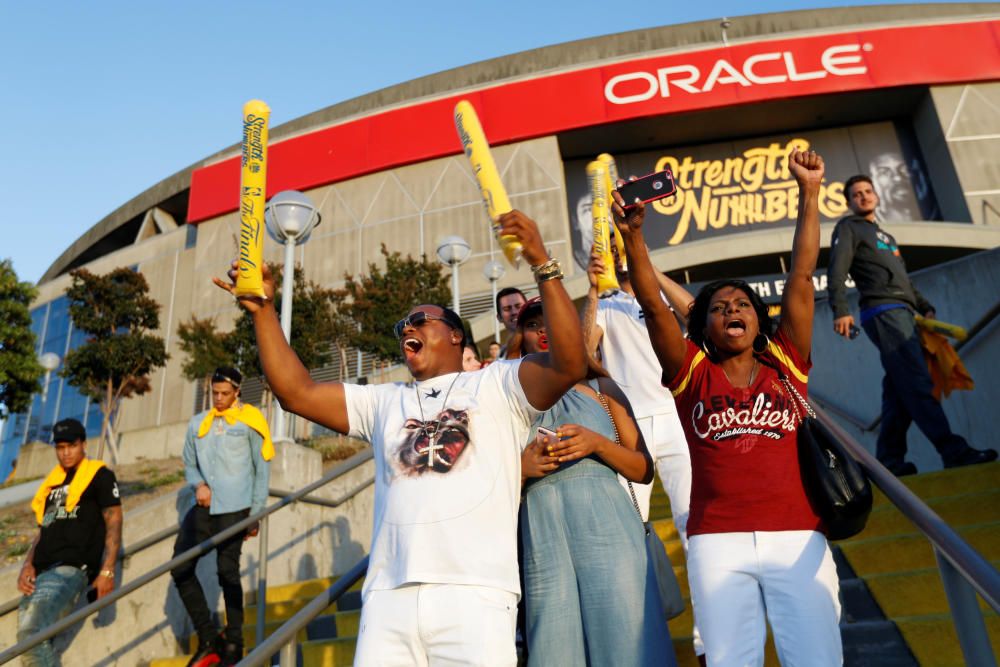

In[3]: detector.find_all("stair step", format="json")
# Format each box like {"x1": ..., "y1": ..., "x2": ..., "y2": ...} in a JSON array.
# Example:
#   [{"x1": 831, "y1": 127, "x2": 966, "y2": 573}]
[
  {"x1": 839, "y1": 523, "x2": 999, "y2": 577},
  {"x1": 242, "y1": 589, "x2": 362, "y2": 625},
  {"x1": 894, "y1": 613, "x2": 1000, "y2": 667},
  {"x1": 301, "y1": 636, "x2": 357, "y2": 666},
  {"x1": 262, "y1": 576, "x2": 363, "y2": 604},
  {"x1": 840, "y1": 620, "x2": 918, "y2": 666},
  {"x1": 863, "y1": 565, "x2": 1000, "y2": 618},
  {"x1": 872, "y1": 461, "x2": 999, "y2": 508},
  {"x1": 858, "y1": 489, "x2": 1000, "y2": 540},
  {"x1": 149, "y1": 659, "x2": 191, "y2": 667}
]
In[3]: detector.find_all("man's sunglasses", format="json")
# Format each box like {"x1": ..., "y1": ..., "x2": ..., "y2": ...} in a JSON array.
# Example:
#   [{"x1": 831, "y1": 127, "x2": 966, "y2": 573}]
[{"x1": 393, "y1": 312, "x2": 457, "y2": 339}]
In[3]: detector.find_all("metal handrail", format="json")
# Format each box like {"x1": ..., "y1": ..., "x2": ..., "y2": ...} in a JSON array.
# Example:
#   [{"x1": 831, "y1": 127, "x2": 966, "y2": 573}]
[
  {"x1": 813, "y1": 300, "x2": 1000, "y2": 433},
  {"x1": 813, "y1": 403, "x2": 999, "y2": 665},
  {"x1": 239, "y1": 555, "x2": 370, "y2": 667},
  {"x1": 0, "y1": 471, "x2": 375, "y2": 618},
  {"x1": 0, "y1": 522, "x2": 182, "y2": 617},
  {"x1": 0, "y1": 448, "x2": 374, "y2": 664},
  {"x1": 242, "y1": 404, "x2": 1000, "y2": 666}
]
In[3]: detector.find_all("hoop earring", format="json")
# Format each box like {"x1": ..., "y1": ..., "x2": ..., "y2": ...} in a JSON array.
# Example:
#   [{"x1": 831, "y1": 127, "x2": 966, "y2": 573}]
[
  {"x1": 701, "y1": 338, "x2": 717, "y2": 360},
  {"x1": 753, "y1": 333, "x2": 770, "y2": 354}
]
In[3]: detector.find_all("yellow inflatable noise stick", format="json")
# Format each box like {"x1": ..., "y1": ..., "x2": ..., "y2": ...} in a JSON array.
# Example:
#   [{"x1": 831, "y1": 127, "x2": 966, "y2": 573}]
[
  {"x1": 236, "y1": 99, "x2": 270, "y2": 299},
  {"x1": 915, "y1": 315, "x2": 968, "y2": 342},
  {"x1": 586, "y1": 160, "x2": 619, "y2": 296},
  {"x1": 597, "y1": 153, "x2": 627, "y2": 273},
  {"x1": 454, "y1": 100, "x2": 521, "y2": 266}
]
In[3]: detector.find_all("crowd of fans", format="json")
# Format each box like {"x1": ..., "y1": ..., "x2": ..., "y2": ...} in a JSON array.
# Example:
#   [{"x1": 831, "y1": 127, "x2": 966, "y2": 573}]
[{"x1": 13, "y1": 147, "x2": 995, "y2": 667}]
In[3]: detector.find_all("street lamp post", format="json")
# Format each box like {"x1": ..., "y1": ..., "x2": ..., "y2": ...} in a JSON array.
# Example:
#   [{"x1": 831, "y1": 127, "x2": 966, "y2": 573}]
[
  {"x1": 260, "y1": 190, "x2": 320, "y2": 648},
  {"x1": 38, "y1": 352, "x2": 60, "y2": 440},
  {"x1": 482, "y1": 260, "x2": 505, "y2": 343},
  {"x1": 435, "y1": 236, "x2": 471, "y2": 315},
  {"x1": 264, "y1": 190, "x2": 321, "y2": 444}
]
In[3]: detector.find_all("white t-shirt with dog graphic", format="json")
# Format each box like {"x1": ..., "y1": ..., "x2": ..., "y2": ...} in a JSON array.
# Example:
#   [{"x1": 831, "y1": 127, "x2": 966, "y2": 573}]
[{"x1": 344, "y1": 359, "x2": 537, "y2": 597}]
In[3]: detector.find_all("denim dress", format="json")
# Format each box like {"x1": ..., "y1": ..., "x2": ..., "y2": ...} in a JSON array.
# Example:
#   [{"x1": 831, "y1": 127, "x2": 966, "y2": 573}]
[{"x1": 521, "y1": 386, "x2": 675, "y2": 666}]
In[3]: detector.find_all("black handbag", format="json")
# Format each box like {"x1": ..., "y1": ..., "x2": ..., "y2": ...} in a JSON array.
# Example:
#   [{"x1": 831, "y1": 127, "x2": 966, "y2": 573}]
[{"x1": 778, "y1": 374, "x2": 873, "y2": 540}]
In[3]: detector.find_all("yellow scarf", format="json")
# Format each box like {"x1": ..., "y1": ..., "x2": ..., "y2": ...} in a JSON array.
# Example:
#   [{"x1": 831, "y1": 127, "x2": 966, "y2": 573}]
[
  {"x1": 32, "y1": 459, "x2": 106, "y2": 526},
  {"x1": 919, "y1": 329, "x2": 974, "y2": 400},
  {"x1": 197, "y1": 403, "x2": 275, "y2": 461}
]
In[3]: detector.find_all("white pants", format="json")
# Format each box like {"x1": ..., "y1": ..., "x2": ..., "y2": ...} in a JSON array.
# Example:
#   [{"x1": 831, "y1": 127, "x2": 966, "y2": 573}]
[
  {"x1": 688, "y1": 531, "x2": 843, "y2": 667},
  {"x1": 354, "y1": 583, "x2": 517, "y2": 666},
  {"x1": 620, "y1": 411, "x2": 691, "y2": 534},
  {"x1": 620, "y1": 411, "x2": 701, "y2": 654}
]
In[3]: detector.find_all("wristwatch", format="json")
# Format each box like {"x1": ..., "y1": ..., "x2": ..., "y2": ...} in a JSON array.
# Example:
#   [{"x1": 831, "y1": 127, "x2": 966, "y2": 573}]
[{"x1": 99, "y1": 569, "x2": 115, "y2": 579}]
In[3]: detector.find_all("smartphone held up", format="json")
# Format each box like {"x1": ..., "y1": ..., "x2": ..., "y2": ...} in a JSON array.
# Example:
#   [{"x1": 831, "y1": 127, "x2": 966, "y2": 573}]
[{"x1": 617, "y1": 168, "x2": 677, "y2": 209}]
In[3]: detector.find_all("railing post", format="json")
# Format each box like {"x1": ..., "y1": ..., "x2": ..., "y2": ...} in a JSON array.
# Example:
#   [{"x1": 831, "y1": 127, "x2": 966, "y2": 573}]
[
  {"x1": 256, "y1": 514, "x2": 269, "y2": 653},
  {"x1": 935, "y1": 548, "x2": 998, "y2": 667},
  {"x1": 279, "y1": 639, "x2": 296, "y2": 667}
]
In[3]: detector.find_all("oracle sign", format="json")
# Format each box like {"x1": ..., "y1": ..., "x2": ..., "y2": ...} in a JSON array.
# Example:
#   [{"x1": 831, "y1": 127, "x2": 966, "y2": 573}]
[
  {"x1": 188, "y1": 21, "x2": 999, "y2": 224},
  {"x1": 605, "y1": 44, "x2": 868, "y2": 105}
]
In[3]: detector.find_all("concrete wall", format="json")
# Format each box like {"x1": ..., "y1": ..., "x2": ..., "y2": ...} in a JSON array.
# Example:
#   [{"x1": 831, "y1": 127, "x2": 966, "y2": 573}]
[
  {"x1": 927, "y1": 82, "x2": 1000, "y2": 227},
  {"x1": 0, "y1": 442, "x2": 374, "y2": 666},
  {"x1": 810, "y1": 246, "x2": 1000, "y2": 472}
]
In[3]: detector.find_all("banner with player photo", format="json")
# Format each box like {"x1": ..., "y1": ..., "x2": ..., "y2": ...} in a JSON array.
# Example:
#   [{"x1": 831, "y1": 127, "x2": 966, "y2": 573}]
[{"x1": 564, "y1": 121, "x2": 941, "y2": 270}]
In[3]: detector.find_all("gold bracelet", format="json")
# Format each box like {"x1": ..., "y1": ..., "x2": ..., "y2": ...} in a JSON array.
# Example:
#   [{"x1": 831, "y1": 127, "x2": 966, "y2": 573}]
[
  {"x1": 531, "y1": 258, "x2": 563, "y2": 284},
  {"x1": 99, "y1": 569, "x2": 115, "y2": 579}
]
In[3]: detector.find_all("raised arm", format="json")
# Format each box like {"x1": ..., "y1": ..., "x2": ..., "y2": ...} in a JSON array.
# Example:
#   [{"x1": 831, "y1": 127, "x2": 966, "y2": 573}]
[
  {"x1": 580, "y1": 247, "x2": 606, "y2": 359},
  {"x1": 655, "y1": 269, "x2": 695, "y2": 325},
  {"x1": 612, "y1": 188, "x2": 687, "y2": 381},
  {"x1": 779, "y1": 149, "x2": 824, "y2": 361},
  {"x1": 502, "y1": 211, "x2": 588, "y2": 410},
  {"x1": 214, "y1": 264, "x2": 349, "y2": 434}
]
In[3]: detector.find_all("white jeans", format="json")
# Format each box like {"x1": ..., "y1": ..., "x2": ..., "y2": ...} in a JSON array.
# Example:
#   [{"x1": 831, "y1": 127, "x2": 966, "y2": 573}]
[
  {"x1": 620, "y1": 412, "x2": 700, "y2": 654},
  {"x1": 621, "y1": 412, "x2": 691, "y2": 534},
  {"x1": 354, "y1": 583, "x2": 517, "y2": 666},
  {"x1": 688, "y1": 531, "x2": 843, "y2": 667}
]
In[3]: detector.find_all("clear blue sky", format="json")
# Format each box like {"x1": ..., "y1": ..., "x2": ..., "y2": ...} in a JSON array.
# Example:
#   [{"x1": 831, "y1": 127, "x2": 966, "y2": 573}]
[{"x1": 1, "y1": 0, "x2": 959, "y2": 284}]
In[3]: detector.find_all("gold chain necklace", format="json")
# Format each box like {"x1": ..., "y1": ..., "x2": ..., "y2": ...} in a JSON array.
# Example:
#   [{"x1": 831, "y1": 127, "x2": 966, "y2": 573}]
[{"x1": 721, "y1": 358, "x2": 758, "y2": 388}]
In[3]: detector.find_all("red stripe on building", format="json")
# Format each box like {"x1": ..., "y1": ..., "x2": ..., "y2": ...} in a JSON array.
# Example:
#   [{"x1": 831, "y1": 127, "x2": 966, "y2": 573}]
[{"x1": 188, "y1": 20, "x2": 1000, "y2": 223}]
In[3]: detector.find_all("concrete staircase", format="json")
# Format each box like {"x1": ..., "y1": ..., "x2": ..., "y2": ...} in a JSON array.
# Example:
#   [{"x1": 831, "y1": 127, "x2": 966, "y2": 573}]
[
  {"x1": 149, "y1": 462, "x2": 998, "y2": 666},
  {"x1": 658, "y1": 461, "x2": 1000, "y2": 667}
]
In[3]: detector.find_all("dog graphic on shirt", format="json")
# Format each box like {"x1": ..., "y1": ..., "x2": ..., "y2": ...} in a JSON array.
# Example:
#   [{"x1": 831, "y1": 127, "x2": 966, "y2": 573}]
[{"x1": 398, "y1": 409, "x2": 471, "y2": 475}]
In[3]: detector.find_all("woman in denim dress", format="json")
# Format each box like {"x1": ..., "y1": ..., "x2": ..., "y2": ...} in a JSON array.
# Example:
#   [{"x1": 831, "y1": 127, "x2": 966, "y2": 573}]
[{"x1": 517, "y1": 298, "x2": 677, "y2": 666}]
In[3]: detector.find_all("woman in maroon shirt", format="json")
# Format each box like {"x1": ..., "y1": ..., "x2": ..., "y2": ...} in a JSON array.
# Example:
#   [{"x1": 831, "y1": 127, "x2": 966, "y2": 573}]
[{"x1": 614, "y1": 149, "x2": 842, "y2": 667}]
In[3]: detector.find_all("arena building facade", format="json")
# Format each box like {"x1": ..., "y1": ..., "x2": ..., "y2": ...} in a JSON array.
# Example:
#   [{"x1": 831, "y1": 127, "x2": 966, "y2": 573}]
[{"x1": 4, "y1": 3, "x2": 1000, "y2": 475}]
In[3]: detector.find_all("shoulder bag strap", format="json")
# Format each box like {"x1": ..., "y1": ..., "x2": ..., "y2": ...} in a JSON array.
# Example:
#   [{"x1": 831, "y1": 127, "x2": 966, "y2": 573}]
[{"x1": 594, "y1": 389, "x2": 645, "y2": 526}]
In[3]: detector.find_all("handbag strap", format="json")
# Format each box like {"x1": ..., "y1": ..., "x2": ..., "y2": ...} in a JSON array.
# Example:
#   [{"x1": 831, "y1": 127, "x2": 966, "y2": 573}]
[
  {"x1": 594, "y1": 389, "x2": 645, "y2": 526},
  {"x1": 755, "y1": 353, "x2": 816, "y2": 424}
]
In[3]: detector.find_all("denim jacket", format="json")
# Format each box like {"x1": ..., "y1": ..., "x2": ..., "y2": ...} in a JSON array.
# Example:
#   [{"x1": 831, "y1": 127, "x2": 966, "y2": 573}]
[{"x1": 183, "y1": 412, "x2": 270, "y2": 516}]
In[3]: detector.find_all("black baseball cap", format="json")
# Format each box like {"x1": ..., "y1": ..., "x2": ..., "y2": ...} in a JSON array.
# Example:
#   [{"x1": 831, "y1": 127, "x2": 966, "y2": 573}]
[
  {"x1": 211, "y1": 367, "x2": 242, "y2": 388},
  {"x1": 52, "y1": 418, "x2": 86, "y2": 444},
  {"x1": 515, "y1": 297, "x2": 543, "y2": 330}
]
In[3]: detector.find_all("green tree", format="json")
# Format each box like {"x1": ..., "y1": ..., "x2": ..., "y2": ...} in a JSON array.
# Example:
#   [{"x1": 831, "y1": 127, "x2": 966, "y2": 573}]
[
  {"x1": 227, "y1": 263, "x2": 340, "y2": 380},
  {"x1": 0, "y1": 259, "x2": 43, "y2": 417},
  {"x1": 177, "y1": 316, "x2": 232, "y2": 411},
  {"x1": 61, "y1": 268, "x2": 168, "y2": 461},
  {"x1": 336, "y1": 245, "x2": 452, "y2": 364}
]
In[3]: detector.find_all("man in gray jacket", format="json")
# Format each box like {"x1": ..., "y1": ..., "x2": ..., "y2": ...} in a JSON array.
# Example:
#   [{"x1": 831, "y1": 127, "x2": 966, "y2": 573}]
[{"x1": 827, "y1": 175, "x2": 995, "y2": 475}]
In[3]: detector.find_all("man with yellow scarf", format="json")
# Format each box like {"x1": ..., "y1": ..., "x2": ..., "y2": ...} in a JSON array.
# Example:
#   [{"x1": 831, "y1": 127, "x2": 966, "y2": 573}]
[
  {"x1": 17, "y1": 418, "x2": 122, "y2": 666},
  {"x1": 170, "y1": 367, "x2": 272, "y2": 667}
]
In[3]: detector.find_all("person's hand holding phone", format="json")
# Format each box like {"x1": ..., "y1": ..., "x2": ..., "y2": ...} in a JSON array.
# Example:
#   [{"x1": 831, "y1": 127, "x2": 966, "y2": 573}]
[{"x1": 522, "y1": 430, "x2": 560, "y2": 479}]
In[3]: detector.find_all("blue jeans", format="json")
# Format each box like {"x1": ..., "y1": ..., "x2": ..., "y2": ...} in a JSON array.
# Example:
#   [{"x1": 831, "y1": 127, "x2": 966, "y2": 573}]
[
  {"x1": 18, "y1": 565, "x2": 88, "y2": 666},
  {"x1": 520, "y1": 458, "x2": 676, "y2": 667},
  {"x1": 862, "y1": 307, "x2": 968, "y2": 465}
]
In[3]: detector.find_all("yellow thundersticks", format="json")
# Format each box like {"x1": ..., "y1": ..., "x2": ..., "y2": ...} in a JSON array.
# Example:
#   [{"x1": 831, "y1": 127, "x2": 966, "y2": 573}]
[
  {"x1": 236, "y1": 100, "x2": 270, "y2": 299},
  {"x1": 454, "y1": 100, "x2": 522, "y2": 266}
]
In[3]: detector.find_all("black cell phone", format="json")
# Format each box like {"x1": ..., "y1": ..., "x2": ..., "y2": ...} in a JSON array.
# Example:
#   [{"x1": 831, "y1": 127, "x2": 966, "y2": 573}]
[{"x1": 617, "y1": 169, "x2": 677, "y2": 208}]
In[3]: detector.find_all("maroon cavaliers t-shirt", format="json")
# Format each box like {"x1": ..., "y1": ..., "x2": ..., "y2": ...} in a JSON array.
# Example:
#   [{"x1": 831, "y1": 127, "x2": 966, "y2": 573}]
[{"x1": 667, "y1": 328, "x2": 822, "y2": 537}]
